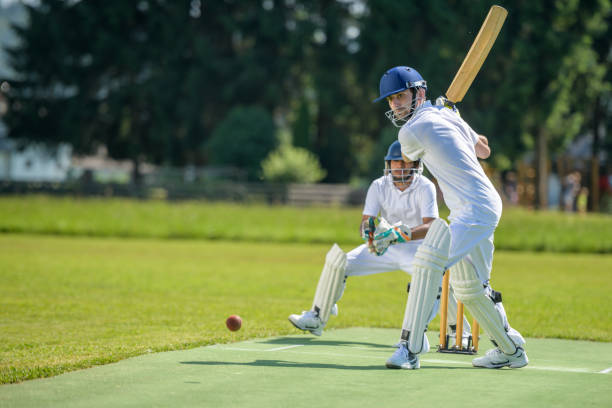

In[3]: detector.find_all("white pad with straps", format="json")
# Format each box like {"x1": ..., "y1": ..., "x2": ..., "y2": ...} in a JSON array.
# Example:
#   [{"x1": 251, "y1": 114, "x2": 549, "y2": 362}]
[
  {"x1": 312, "y1": 244, "x2": 347, "y2": 324},
  {"x1": 401, "y1": 218, "x2": 450, "y2": 353},
  {"x1": 450, "y1": 258, "x2": 517, "y2": 354}
]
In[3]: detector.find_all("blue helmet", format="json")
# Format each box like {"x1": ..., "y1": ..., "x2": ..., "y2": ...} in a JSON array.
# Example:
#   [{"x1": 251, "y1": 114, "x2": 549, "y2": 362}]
[
  {"x1": 383, "y1": 140, "x2": 423, "y2": 184},
  {"x1": 384, "y1": 140, "x2": 403, "y2": 161},
  {"x1": 373, "y1": 66, "x2": 427, "y2": 103}
]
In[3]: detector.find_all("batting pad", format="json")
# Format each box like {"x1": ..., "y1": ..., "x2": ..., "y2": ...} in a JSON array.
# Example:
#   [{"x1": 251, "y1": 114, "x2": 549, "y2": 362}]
[
  {"x1": 402, "y1": 218, "x2": 450, "y2": 353},
  {"x1": 312, "y1": 244, "x2": 347, "y2": 324},
  {"x1": 450, "y1": 258, "x2": 517, "y2": 354}
]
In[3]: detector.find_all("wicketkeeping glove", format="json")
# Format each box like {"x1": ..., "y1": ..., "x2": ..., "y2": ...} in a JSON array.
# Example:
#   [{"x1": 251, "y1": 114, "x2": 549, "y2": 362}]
[
  {"x1": 371, "y1": 224, "x2": 412, "y2": 256},
  {"x1": 361, "y1": 217, "x2": 375, "y2": 241}
]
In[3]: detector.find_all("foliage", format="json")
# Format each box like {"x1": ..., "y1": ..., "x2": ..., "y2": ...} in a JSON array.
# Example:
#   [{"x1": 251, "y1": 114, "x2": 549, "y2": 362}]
[
  {"x1": 261, "y1": 144, "x2": 326, "y2": 183},
  {"x1": 367, "y1": 127, "x2": 398, "y2": 180},
  {"x1": 207, "y1": 106, "x2": 277, "y2": 181},
  {"x1": 1, "y1": 196, "x2": 612, "y2": 253},
  {"x1": 1, "y1": 1, "x2": 611, "y2": 184}
]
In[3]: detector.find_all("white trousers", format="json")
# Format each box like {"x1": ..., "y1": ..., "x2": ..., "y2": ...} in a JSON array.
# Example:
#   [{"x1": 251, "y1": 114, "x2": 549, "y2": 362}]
[
  {"x1": 345, "y1": 241, "x2": 422, "y2": 277},
  {"x1": 446, "y1": 222, "x2": 496, "y2": 284},
  {"x1": 342, "y1": 240, "x2": 468, "y2": 331},
  {"x1": 346, "y1": 221, "x2": 496, "y2": 283}
]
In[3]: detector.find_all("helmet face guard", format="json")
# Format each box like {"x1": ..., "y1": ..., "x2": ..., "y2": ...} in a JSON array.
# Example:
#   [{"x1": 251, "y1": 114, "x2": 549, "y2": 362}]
[
  {"x1": 384, "y1": 96, "x2": 423, "y2": 127},
  {"x1": 384, "y1": 140, "x2": 422, "y2": 184},
  {"x1": 384, "y1": 163, "x2": 421, "y2": 184}
]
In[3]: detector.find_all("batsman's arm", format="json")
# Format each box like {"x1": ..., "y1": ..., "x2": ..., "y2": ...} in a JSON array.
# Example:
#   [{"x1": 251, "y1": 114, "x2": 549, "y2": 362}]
[
  {"x1": 408, "y1": 217, "x2": 436, "y2": 240},
  {"x1": 475, "y1": 134, "x2": 490, "y2": 159}
]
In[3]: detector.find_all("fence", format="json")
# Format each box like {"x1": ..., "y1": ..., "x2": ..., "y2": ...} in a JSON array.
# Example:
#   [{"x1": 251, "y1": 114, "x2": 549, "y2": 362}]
[{"x1": 0, "y1": 180, "x2": 367, "y2": 207}]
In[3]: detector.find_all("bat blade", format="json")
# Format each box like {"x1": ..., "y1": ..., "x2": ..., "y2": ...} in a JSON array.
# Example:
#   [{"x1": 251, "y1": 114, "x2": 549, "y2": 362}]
[{"x1": 445, "y1": 5, "x2": 508, "y2": 104}]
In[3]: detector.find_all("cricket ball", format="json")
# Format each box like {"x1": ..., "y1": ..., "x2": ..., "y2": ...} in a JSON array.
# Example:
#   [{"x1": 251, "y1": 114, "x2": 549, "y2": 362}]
[{"x1": 226, "y1": 315, "x2": 242, "y2": 331}]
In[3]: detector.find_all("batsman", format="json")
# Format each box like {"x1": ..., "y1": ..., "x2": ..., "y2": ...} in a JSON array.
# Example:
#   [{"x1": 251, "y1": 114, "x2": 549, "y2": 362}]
[{"x1": 376, "y1": 66, "x2": 528, "y2": 370}]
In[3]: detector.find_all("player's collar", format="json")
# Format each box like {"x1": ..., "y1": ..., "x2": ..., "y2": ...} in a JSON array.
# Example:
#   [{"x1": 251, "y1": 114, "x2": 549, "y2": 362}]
[{"x1": 414, "y1": 100, "x2": 433, "y2": 115}]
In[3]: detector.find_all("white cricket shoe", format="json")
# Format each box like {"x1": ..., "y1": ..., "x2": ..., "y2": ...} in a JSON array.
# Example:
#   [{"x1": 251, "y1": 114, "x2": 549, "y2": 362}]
[
  {"x1": 472, "y1": 347, "x2": 528, "y2": 369},
  {"x1": 288, "y1": 310, "x2": 325, "y2": 336},
  {"x1": 385, "y1": 342, "x2": 420, "y2": 370}
]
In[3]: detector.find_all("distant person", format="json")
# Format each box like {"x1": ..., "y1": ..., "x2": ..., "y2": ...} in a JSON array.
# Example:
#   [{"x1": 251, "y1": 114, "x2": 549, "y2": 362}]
[
  {"x1": 548, "y1": 171, "x2": 561, "y2": 210},
  {"x1": 288, "y1": 141, "x2": 472, "y2": 351},
  {"x1": 503, "y1": 171, "x2": 519, "y2": 205},
  {"x1": 563, "y1": 171, "x2": 581, "y2": 212},
  {"x1": 599, "y1": 166, "x2": 612, "y2": 211}
]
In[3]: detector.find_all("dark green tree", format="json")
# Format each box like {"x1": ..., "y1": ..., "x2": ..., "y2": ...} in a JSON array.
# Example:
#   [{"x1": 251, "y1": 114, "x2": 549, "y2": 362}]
[
  {"x1": 2, "y1": 0, "x2": 298, "y2": 183},
  {"x1": 206, "y1": 106, "x2": 277, "y2": 181}
]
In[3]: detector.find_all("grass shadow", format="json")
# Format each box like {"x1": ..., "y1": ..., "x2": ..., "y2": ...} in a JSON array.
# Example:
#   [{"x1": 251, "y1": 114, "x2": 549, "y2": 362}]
[
  {"x1": 181, "y1": 359, "x2": 386, "y2": 370},
  {"x1": 181, "y1": 360, "x2": 475, "y2": 371},
  {"x1": 258, "y1": 336, "x2": 392, "y2": 349}
]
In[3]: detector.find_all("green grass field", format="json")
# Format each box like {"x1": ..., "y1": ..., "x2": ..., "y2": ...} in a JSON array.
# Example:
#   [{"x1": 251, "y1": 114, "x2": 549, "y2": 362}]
[
  {"x1": 1, "y1": 196, "x2": 611, "y2": 386},
  {"x1": 1, "y1": 195, "x2": 611, "y2": 253}
]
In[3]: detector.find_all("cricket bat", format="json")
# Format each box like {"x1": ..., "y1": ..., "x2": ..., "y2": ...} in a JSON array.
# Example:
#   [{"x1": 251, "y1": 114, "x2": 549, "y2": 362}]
[{"x1": 445, "y1": 5, "x2": 508, "y2": 104}]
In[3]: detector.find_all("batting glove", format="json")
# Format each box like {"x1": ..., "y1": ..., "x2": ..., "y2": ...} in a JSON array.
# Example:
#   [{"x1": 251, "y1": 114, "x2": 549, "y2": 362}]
[{"x1": 435, "y1": 96, "x2": 460, "y2": 115}]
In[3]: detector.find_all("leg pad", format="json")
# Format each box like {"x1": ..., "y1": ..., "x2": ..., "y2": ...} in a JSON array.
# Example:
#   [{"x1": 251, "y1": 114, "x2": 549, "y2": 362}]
[{"x1": 312, "y1": 244, "x2": 347, "y2": 324}]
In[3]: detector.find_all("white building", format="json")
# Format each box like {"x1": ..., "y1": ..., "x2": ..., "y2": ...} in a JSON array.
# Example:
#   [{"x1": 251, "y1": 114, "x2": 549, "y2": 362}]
[{"x1": 0, "y1": 130, "x2": 73, "y2": 182}]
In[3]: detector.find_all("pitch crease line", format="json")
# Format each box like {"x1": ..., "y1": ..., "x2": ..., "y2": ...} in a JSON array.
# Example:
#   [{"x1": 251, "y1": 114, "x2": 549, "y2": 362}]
[{"x1": 599, "y1": 366, "x2": 612, "y2": 374}]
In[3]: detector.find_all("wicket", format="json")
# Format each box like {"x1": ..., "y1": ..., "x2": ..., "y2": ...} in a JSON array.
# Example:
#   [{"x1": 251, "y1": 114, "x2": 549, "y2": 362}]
[{"x1": 438, "y1": 270, "x2": 480, "y2": 354}]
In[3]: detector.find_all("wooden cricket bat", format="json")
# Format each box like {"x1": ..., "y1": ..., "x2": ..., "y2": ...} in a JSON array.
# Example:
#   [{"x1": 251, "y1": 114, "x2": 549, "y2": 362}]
[{"x1": 445, "y1": 5, "x2": 508, "y2": 104}]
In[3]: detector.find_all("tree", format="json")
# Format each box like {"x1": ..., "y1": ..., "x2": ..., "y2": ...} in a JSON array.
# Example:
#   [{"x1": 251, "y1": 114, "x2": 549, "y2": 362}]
[
  {"x1": 2, "y1": 1, "x2": 298, "y2": 183},
  {"x1": 207, "y1": 106, "x2": 277, "y2": 181}
]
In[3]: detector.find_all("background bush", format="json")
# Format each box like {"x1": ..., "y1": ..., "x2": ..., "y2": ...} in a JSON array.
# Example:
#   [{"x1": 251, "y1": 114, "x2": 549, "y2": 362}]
[{"x1": 261, "y1": 145, "x2": 326, "y2": 183}]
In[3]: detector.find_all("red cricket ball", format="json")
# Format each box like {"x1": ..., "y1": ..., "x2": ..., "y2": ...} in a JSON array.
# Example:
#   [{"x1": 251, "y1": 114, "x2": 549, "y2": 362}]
[{"x1": 226, "y1": 315, "x2": 242, "y2": 331}]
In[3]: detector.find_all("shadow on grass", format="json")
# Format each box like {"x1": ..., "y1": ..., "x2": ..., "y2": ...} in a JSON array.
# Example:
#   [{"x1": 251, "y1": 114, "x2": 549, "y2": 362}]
[
  {"x1": 257, "y1": 336, "x2": 392, "y2": 349},
  {"x1": 181, "y1": 359, "x2": 385, "y2": 370},
  {"x1": 180, "y1": 360, "x2": 473, "y2": 371}
]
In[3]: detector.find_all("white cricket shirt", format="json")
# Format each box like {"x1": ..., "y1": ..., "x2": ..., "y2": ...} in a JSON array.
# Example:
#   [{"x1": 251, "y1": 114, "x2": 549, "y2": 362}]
[
  {"x1": 398, "y1": 101, "x2": 502, "y2": 226},
  {"x1": 362, "y1": 174, "x2": 438, "y2": 228}
]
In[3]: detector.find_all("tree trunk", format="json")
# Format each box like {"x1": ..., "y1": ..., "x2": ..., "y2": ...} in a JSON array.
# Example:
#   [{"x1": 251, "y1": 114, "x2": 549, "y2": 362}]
[
  {"x1": 535, "y1": 128, "x2": 548, "y2": 209},
  {"x1": 590, "y1": 95, "x2": 602, "y2": 212},
  {"x1": 131, "y1": 156, "x2": 142, "y2": 187}
]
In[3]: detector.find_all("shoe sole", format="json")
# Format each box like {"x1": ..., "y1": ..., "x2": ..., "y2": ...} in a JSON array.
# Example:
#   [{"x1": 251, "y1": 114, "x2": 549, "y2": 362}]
[
  {"x1": 288, "y1": 318, "x2": 322, "y2": 336},
  {"x1": 385, "y1": 362, "x2": 419, "y2": 370},
  {"x1": 473, "y1": 348, "x2": 528, "y2": 369},
  {"x1": 473, "y1": 359, "x2": 528, "y2": 369}
]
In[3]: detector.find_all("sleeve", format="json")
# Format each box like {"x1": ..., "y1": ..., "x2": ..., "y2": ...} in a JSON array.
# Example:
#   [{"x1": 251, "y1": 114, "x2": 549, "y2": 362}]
[
  {"x1": 460, "y1": 117, "x2": 480, "y2": 145},
  {"x1": 419, "y1": 182, "x2": 439, "y2": 219},
  {"x1": 362, "y1": 181, "x2": 381, "y2": 217},
  {"x1": 398, "y1": 127, "x2": 425, "y2": 161}
]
